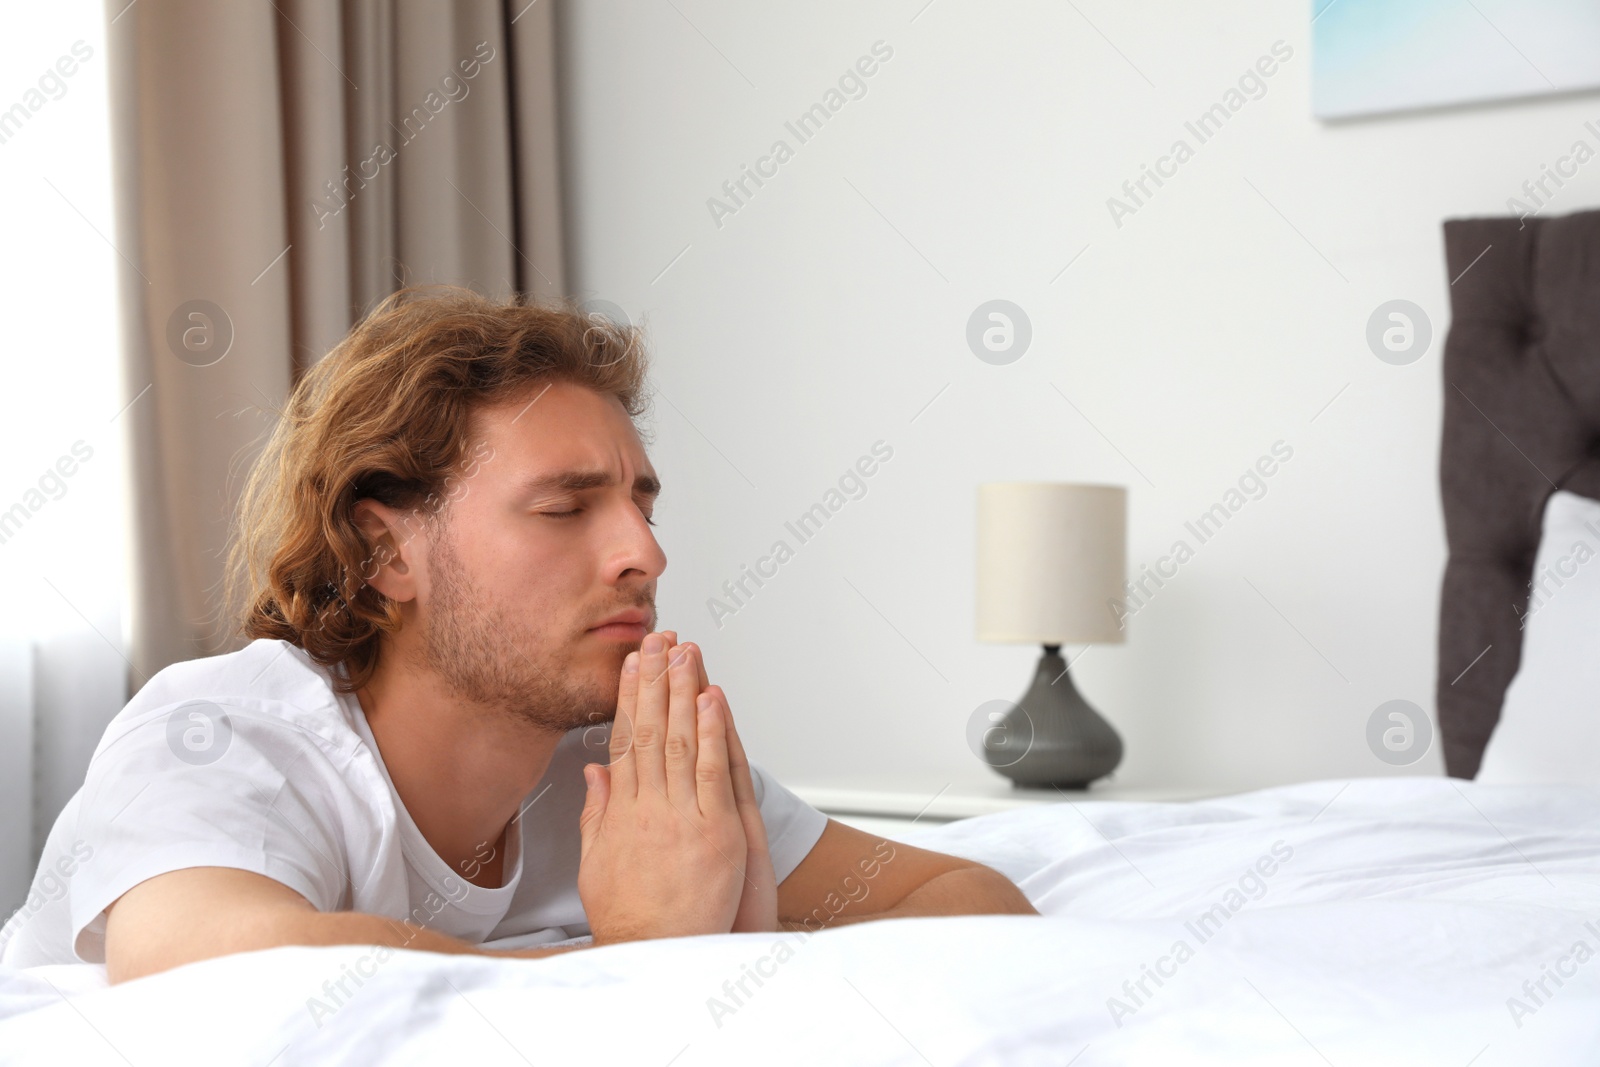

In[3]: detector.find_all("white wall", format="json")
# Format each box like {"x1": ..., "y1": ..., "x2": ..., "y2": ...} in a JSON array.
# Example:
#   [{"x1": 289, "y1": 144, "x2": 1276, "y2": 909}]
[{"x1": 555, "y1": 0, "x2": 1600, "y2": 792}]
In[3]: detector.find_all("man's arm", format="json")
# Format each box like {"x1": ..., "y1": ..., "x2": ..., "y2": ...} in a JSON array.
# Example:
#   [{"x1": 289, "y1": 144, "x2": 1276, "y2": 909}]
[
  {"x1": 649, "y1": 629, "x2": 1035, "y2": 933},
  {"x1": 775, "y1": 818, "x2": 1037, "y2": 932},
  {"x1": 106, "y1": 631, "x2": 756, "y2": 984},
  {"x1": 104, "y1": 866, "x2": 593, "y2": 984}
]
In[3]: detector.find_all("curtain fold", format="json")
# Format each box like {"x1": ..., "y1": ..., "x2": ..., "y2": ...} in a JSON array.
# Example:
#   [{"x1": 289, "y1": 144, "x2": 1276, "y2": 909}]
[{"x1": 107, "y1": 0, "x2": 569, "y2": 686}]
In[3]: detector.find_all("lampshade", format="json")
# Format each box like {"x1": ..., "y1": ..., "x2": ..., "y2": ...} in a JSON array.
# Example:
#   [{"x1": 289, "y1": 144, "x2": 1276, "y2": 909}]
[{"x1": 976, "y1": 482, "x2": 1127, "y2": 645}]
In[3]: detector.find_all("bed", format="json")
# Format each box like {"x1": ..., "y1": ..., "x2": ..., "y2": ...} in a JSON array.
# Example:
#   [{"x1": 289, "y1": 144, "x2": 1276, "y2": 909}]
[
  {"x1": 4, "y1": 214, "x2": 1600, "y2": 1065},
  {"x1": 1436, "y1": 210, "x2": 1600, "y2": 779}
]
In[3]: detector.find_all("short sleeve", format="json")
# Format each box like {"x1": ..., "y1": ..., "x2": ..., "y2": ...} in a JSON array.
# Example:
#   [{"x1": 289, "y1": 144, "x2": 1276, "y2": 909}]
[
  {"x1": 67, "y1": 701, "x2": 351, "y2": 963},
  {"x1": 747, "y1": 759, "x2": 828, "y2": 883}
]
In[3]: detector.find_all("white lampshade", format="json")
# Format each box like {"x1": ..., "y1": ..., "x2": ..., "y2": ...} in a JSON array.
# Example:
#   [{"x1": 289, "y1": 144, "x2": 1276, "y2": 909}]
[{"x1": 976, "y1": 482, "x2": 1127, "y2": 645}]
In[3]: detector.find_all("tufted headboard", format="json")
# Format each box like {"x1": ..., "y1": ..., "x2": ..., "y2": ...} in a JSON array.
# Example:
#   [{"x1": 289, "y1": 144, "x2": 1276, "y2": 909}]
[{"x1": 1436, "y1": 210, "x2": 1600, "y2": 778}]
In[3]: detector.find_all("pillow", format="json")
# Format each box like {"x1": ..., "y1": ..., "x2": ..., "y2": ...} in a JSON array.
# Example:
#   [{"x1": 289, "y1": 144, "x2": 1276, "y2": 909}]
[{"x1": 1477, "y1": 490, "x2": 1600, "y2": 785}]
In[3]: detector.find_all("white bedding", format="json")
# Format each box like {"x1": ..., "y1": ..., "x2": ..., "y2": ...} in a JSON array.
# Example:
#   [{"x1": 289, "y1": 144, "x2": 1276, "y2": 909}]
[{"x1": 2, "y1": 776, "x2": 1597, "y2": 1066}]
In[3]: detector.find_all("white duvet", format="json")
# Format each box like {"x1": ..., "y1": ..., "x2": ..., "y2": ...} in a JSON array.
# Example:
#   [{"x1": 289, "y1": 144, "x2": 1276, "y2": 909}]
[{"x1": 2, "y1": 776, "x2": 1598, "y2": 1066}]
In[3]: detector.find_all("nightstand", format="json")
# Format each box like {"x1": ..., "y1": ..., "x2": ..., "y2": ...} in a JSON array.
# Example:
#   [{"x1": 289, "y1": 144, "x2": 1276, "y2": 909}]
[{"x1": 789, "y1": 778, "x2": 1234, "y2": 837}]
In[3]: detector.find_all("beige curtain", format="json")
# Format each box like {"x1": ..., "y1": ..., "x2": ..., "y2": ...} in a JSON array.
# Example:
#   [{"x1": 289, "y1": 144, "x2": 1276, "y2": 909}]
[{"x1": 106, "y1": 0, "x2": 568, "y2": 685}]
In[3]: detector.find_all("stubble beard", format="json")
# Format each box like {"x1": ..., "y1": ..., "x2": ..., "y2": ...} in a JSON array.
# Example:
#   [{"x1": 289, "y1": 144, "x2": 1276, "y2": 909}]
[{"x1": 420, "y1": 524, "x2": 616, "y2": 735}]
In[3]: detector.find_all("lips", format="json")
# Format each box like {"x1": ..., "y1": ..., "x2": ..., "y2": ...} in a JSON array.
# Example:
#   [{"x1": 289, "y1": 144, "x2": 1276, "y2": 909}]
[{"x1": 589, "y1": 608, "x2": 651, "y2": 631}]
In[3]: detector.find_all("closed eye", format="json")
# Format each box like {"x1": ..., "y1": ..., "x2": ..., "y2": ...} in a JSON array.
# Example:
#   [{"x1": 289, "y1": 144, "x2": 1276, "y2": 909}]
[{"x1": 541, "y1": 507, "x2": 658, "y2": 527}]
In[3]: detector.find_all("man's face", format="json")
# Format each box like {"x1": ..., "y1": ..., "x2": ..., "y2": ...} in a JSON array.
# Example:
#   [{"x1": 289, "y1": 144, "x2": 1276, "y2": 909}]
[{"x1": 407, "y1": 378, "x2": 664, "y2": 734}]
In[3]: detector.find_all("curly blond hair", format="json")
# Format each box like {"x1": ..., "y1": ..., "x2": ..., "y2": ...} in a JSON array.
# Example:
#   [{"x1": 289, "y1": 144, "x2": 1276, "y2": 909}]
[{"x1": 221, "y1": 285, "x2": 652, "y2": 692}]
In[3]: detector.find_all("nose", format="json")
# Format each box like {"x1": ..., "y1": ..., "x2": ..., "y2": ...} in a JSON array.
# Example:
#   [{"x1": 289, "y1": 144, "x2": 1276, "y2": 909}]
[{"x1": 607, "y1": 499, "x2": 666, "y2": 585}]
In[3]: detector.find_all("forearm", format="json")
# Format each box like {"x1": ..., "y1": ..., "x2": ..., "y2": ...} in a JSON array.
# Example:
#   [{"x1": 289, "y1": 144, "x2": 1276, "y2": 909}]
[
  {"x1": 267, "y1": 911, "x2": 597, "y2": 961},
  {"x1": 105, "y1": 868, "x2": 604, "y2": 984},
  {"x1": 780, "y1": 865, "x2": 1037, "y2": 931}
]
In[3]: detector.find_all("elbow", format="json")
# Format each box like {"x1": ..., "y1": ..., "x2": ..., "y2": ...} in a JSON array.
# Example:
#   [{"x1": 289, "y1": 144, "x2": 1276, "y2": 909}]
[{"x1": 963, "y1": 864, "x2": 1039, "y2": 916}]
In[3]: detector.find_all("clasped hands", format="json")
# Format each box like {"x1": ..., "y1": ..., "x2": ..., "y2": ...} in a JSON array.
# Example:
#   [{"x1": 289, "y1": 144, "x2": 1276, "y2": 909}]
[{"x1": 578, "y1": 629, "x2": 778, "y2": 944}]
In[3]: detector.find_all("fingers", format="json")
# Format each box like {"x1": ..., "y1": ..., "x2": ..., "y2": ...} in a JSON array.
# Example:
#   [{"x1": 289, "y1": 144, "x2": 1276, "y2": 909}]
[
  {"x1": 694, "y1": 692, "x2": 737, "y2": 820},
  {"x1": 658, "y1": 628, "x2": 709, "y2": 691},
  {"x1": 632, "y1": 632, "x2": 671, "y2": 797},
  {"x1": 664, "y1": 643, "x2": 702, "y2": 804},
  {"x1": 720, "y1": 690, "x2": 770, "y2": 853},
  {"x1": 608, "y1": 650, "x2": 641, "y2": 798},
  {"x1": 578, "y1": 763, "x2": 610, "y2": 854},
  {"x1": 703, "y1": 684, "x2": 773, "y2": 925},
  {"x1": 718, "y1": 687, "x2": 752, "y2": 795}
]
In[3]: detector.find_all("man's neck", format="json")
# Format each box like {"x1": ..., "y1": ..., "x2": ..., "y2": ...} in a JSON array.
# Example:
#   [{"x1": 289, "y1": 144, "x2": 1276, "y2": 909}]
[{"x1": 352, "y1": 645, "x2": 564, "y2": 889}]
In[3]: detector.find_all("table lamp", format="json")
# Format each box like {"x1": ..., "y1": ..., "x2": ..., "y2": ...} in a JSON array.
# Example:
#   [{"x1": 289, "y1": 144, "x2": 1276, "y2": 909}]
[{"x1": 975, "y1": 482, "x2": 1127, "y2": 788}]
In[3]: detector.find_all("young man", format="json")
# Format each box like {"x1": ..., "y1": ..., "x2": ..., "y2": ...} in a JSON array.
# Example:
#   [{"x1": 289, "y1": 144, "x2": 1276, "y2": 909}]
[{"x1": 0, "y1": 288, "x2": 1035, "y2": 982}]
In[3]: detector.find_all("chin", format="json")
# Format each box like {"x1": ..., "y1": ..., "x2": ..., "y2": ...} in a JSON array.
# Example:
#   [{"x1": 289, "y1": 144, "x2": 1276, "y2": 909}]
[{"x1": 575, "y1": 671, "x2": 620, "y2": 721}]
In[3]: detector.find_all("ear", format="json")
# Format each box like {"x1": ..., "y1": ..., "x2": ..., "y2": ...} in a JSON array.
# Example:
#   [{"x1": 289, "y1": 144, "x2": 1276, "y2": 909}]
[{"x1": 351, "y1": 498, "x2": 428, "y2": 604}]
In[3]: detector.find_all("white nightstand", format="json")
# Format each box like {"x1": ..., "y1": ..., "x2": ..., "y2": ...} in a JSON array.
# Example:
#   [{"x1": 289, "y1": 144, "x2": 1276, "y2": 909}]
[{"x1": 789, "y1": 778, "x2": 1234, "y2": 837}]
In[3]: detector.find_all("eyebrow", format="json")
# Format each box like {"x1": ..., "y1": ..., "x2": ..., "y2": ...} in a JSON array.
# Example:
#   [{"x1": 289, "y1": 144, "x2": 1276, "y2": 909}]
[{"x1": 515, "y1": 468, "x2": 661, "y2": 500}]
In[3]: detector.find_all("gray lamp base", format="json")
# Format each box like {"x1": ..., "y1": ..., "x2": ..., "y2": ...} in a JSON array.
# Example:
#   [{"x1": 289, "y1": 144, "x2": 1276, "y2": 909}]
[{"x1": 980, "y1": 645, "x2": 1122, "y2": 789}]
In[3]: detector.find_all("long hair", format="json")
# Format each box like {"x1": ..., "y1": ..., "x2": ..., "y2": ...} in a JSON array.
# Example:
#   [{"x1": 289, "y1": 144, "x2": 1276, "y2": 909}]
[{"x1": 221, "y1": 285, "x2": 652, "y2": 693}]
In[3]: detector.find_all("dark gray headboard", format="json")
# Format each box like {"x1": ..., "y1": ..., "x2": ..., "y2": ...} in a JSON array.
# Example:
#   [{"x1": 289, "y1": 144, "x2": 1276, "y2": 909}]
[{"x1": 1437, "y1": 210, "x2": 1600, "y2": 778}]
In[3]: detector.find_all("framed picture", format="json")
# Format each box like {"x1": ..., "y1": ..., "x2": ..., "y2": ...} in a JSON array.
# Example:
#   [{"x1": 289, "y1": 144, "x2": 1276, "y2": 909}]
[{"x1": 1312, "y1": 0, "x2": 1600, "y2": 119}]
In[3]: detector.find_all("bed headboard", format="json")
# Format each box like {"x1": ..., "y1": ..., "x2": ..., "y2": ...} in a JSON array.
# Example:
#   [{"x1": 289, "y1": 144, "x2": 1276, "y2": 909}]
[{"x1": 1437, "y1": 210, "x2": 1600, "y2": 778}]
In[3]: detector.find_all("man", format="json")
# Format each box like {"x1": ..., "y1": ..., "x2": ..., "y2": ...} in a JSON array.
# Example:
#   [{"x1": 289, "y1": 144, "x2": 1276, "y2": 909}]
[{"x1": 0, "y1": 287, "x2": 1035, "y2": 982}]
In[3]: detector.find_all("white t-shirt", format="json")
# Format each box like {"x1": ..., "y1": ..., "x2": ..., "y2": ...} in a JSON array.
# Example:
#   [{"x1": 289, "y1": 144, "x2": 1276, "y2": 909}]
[{"x1": 0, "y1": 638, "x2": 829, "y2": 968}]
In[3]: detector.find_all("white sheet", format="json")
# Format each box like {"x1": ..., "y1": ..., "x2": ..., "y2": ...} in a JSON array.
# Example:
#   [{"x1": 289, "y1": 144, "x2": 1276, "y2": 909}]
[{"x1": 2, "y1": 777, "x2": 1597, "y2": 1066}]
